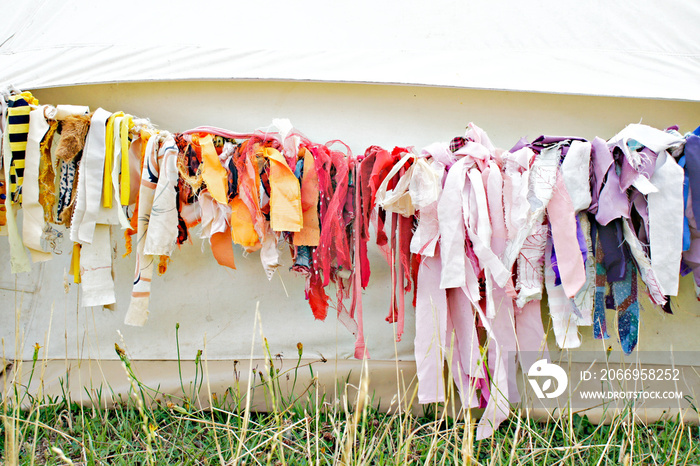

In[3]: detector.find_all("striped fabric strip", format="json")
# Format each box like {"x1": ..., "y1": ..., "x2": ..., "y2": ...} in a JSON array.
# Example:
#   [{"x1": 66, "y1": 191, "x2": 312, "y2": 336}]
[{"x1": 7, "y1": 96, "x2": 32, "y2": 204}]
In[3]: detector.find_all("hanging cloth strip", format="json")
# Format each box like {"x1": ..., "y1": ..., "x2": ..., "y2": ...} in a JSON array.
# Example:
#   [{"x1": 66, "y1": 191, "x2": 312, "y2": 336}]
[
  {"x1": 22, "y1": 105, "x2": 52, "y2": 262},
  {"x1": 2, "y1": 122, "x2": 31, "y2": 272},
  {"x1": 612, "y1": 257, "x2": 640, "y2": 354},
  {"x1": 682, "y1": 134, "x2": 700, "y2": 291},
  {"x1": 607, "y1": 124, "x2": 685, "y2": 297},
  {"x1": 108, "y1": 116, "x2": 131, "y2": 230},
  {"x1": 71, "y1": 109, "x2": 124, "y2": 307},
  {"x1": 37, "y1": 118, "x2": 58, "y2": 224},
  {"x1": 102, "y1": 112, "x2": 124, "y2": 209},
  {"x1": 263, "y1": 146, "x2": 303, "y2": 232},
  {"x1": 125, "y1": 132, "x2": 180, "y2": 325},
  {"x1": 6, "y1": 92, "x2": 38, "y2": 204},
  {"x1": 292, "y1": 146, "x2": 320, "y2": 246},
  {"x1": 350, "y1": 159, "x2": 369, "y2": 359},
  {"x1": 69, "y1": 108, "x2": 114, "y2": 244}
]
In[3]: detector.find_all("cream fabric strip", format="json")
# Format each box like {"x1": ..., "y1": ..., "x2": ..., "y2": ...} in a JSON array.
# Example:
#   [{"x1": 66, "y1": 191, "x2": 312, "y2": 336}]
[
  {"x1": 376, "y1": 153, "x2": 416, "y2": 217},
  {"x1": 110, "y1": 116, "x2": 131, "y2": 229},
  {"x1": 409, "y1": 158, "x2": 444, "y2": 257},
  {"x1": 143, "y1": 134, "x2": 179, "y2": 256},
  {"x1": 544, "y1": 239, "x2": 581, "y2": 348},
  {"x1": 80, "y1": 224, "x2": 116, "y2": 307},
  {"x1": 22, "y1": 105, "x2": 52, "y2": 261},
  {"x1": 2, "y1": 129, "x2": 31, "y2": 272},
  {"x1": 621, "y1": 219, "x2": 666, "y2": 305},
  {"x1": 45, "y1": 105, "x2": 90, "y2": 121},
  {"x1": 124, "y1": 135, "x2": 158, "y2": 326}
]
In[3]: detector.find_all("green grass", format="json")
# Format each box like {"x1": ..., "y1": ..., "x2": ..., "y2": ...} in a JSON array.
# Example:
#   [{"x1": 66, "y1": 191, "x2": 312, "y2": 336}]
[
  {"x1": 2, "y1": 345, "x2": 699, "y2": 465},
  {"x1": 2, "y1": 393, "x2": 699, "y2": 465},
  {"x1": 2, "y1": 316, "x2": 699, "y2": 465}
]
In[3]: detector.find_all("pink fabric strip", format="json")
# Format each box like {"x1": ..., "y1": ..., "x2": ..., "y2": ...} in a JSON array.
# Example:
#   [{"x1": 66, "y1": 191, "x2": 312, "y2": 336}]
[
  {"x1": 414, "y1": 253, "x2": 448, "y2": 403},
  {"x1": 515, "y1": 300, "x2": 549, "y2": 373},
  {"x1": 352, "y1": 161, "x2": 369, "y2": 359},
  {"x1": 547, "y1": 173, "x2": 586, "y2": 298}
]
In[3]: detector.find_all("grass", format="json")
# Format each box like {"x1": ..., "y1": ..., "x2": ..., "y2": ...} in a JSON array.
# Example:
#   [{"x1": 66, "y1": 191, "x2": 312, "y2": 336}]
[
  {"x1": 2, "y1": 311, "x2": 699, "y2": 465},
  {"x1": 2, "y1": 384, "x2": 699, "y2": 465}
]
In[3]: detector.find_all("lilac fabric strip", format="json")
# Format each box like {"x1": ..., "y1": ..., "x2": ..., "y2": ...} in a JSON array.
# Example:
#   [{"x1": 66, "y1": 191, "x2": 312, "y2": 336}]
[
  {"x1": 509, "y1": 137, "x2": 529, "y2": 153},
  {"x1": 619, "y1": 147, "x2": 658, "y2": 192}
]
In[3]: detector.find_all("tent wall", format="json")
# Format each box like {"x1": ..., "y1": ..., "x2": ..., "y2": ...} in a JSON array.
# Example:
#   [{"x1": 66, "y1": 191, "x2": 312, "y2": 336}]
[{"x1": 2, "y1": 0, "x2": 700, "y2": 101}]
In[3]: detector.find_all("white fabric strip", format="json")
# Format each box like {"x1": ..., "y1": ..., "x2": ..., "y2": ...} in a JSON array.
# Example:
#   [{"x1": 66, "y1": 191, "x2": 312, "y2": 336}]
[
  {"x1": 70, "y1": 107, "x2": 112, "y2": 244},
  {"x1": 560, "y1": 140, "x2": 592, "y2": 212},
  {"x1": 648, "y1": 150, "x2": 685, "y2": 296},
  {"x1": 503, "y1": 146, "x2": 555, "y2": 270}
]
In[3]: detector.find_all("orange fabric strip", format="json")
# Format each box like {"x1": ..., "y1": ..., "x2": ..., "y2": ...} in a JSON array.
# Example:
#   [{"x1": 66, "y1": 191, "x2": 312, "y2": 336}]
[
  {"x1": 293, "y1": 147, "x2": 320, "y2": 246},
  {"x1": 211, "y1": 228, "x2": 236, "y2": 269},
  {"x1": 230, "y1": 197, "x2": 261, "y2": 251}
]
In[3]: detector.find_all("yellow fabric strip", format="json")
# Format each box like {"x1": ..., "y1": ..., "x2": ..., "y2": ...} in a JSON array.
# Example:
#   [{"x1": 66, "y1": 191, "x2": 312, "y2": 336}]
[
  {"x1": 264, "y1": 147, "x2": 303, "y2": 232},
  {"x1": 200, "y1": 134, "x2": 228, "y2": 204},
  {"x1": 71, "y1": 243, "x2": 82, "y2": 283},
  {"x1": 120, "y1": 115, "x2": 134, "y2": 206},
  {"x1": 103, "y1": 112, "x2": 124, "y2": 208},
  {"x1": 38, "y1": 121, "x2": 58, "y2": 223},
  {"x1": 9, "y1": 143, "x2": 28, "y2": 153},
  {"x1": 8, "y1": 123, "x2": 30, "y2": 133},
  {"x1": 19, "y1": 91, "x2": 39, "y2": 106}
]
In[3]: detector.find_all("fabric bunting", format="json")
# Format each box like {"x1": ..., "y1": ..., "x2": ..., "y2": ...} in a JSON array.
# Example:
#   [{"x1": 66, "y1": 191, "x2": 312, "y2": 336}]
[{"x1": 1, "y1": 87, "x2": 698, "y2": 439}]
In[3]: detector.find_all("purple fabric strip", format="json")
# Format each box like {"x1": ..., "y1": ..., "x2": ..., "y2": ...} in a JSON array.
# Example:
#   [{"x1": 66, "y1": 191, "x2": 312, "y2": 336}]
[
  {"x1": 551, "y1": 242, "x2": 561, "y2": 286},
  {"x1": 597, "y1": 219, "x2": 628, "y2": 282},
  {"x1": 531, "y1": 135, "x2": 587, "y2": 147},
  {"x1": 509, "y1": 137, "x2": 529, "y2": 153},
  {"x1": 684, "y1": 135, "x2": 700, "y2": 224}
]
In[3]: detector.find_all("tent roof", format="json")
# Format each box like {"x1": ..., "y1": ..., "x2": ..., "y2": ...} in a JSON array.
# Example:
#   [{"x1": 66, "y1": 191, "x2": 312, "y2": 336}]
[{"x1": 1, "y1": 0, "x2": 699, "y2": 101}]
